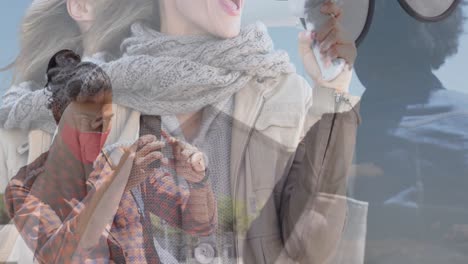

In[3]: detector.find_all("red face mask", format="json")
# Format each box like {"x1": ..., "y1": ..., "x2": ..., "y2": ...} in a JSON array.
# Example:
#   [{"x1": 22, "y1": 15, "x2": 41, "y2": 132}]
[{"x1": 61, "y1": 123, "x2": 110, "y2": 164}]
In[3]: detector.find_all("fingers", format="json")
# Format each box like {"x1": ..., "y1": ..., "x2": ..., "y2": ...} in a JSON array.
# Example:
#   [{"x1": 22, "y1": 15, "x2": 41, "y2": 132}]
[
  {"x1": 167, "y1": 136, "x2": 196, "y2": 160},
  {"x1": 126, "y1": 168, "x2": 167, "y2": 192},
  {"x1": 298, "y1": 30, "x2": 323, "y2": 83},
  {"x1": 316, "y1": 17, "x2": 339, "y2": 44},
  {"x1": 124, "y1": 143, "x2": 138, "y2": 158},
  {"x1": 319, "y1": 27, "x2": 340, "y2": 54},
  {"x1": 181, "y1": 148, "x2": 197, "y2": 160},
  {"x1": 161, "y1": 130, "x2": 170, "y2": 140},
  {"x1": 138, "y1": 134, "x2": 157, "y2": 147},
  {"x1": 137, "y1": 140, "x2": 165, "y2": 157},
  {"x1": 190, "y1": 152, "x2": 206, "y2": 172},
  {"x1": 135, "y1": 151, "x2": 164, "y2": 168},
  {"x1": 320, "y1": 0, "x2": 343, "y2": 19},
  {"x1": 313, "y1": 3, "x2": 356, "y2": 69},
  {"x1": 319, "y1": 30, "x2": 356, "y2": 68},
  {"x1": 298, "y1": 31, "x2": 315, "y2": 56},
  {"x1": 128, "y1": 134, "x2": 156, "y2": 153},
  {"x1": 160, "y1": 131, "x2": 206, "y2": 174},
  {"x1": 316, "y1": 0, "x2": 344, "y2": 43}
]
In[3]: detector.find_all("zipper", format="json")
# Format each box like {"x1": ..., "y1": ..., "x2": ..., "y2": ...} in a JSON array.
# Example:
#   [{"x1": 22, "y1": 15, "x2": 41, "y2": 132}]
[
  {"x1": 316, "y1": 95, "x2": 340, "y2": 191},
  {"x1": 317, "y1": 112, "x2": 337, "y2": 192}
]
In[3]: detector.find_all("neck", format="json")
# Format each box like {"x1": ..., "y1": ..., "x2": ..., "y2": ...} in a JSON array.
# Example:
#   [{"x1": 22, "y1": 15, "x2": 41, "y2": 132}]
[
  {"x1": 177, "y1": 111, "x2": 203, "y2": 142},
  {"x1": 159, "y1": 0, "x2": 207, "y2": 36},
  {"x1": 77, "y1": 22, "x2": 95, "y2": 56},
  {"x1": 82, "y1": 42, "x2": 93, "y2": 57}
]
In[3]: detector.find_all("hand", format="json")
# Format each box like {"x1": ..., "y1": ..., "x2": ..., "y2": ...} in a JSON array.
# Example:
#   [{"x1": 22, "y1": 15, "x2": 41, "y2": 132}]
[
  {"x1": 125, "y1": 135, "x2": 167, "y2": 191},
  {"x1": 163, "y1": 132, "x2": 206, "y2": 184},
  {"x1": 298, "y1": 0, "x2": 357, "y2": 92}
]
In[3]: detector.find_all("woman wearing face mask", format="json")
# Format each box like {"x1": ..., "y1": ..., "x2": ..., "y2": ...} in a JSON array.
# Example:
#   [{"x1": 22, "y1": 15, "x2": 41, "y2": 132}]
[
  {"x1": 2, "y1": 0, "x2": 361, "y2": 263},
  {"x1": 6, "y1": 49, "x2": 218, "y2": 263},
  {"x1": 0, "y1": 3, "x2": 155, "y2": 261}
]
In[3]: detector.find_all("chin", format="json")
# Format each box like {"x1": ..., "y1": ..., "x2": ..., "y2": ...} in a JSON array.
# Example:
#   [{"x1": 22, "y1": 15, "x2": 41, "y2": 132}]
[
  {"x1": 213, "y1": 23, "x2": 241, "y2": 39},
  {"x1": 218, "y1": 29, "x2": 241, "y2": 39}
]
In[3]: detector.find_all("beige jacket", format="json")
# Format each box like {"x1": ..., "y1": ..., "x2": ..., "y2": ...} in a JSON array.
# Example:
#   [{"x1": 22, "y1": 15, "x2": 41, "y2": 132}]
[{"x1": 0, "y1": 73, "x2": 367, "y2": 264}]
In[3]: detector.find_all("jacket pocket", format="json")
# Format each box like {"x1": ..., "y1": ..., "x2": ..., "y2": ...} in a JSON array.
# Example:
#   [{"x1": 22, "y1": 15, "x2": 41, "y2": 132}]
[{"x1": 330, "y1": 197, "x2": 368, "y2": 264}]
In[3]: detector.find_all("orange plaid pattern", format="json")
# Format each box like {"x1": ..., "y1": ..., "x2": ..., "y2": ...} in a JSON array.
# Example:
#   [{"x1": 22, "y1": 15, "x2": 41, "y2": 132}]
[{"x1": 5, "y1": 144, "x2": 216, "y2": 263}]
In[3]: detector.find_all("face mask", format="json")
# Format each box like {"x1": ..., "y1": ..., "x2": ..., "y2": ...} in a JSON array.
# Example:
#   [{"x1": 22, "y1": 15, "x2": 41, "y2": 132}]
[{"x1": 61, "y1": 123, "x2": 110, "y2": 164}]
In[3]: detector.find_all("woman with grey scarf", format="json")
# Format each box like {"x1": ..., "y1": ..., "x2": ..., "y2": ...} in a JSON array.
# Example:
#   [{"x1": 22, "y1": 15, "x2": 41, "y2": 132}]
[{"x1": 1, "y1": 0, "x2": 363, "y2": 263}]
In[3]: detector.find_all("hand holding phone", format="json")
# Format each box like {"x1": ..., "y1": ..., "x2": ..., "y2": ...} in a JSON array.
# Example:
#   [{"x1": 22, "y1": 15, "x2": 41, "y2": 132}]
[{"x1": 290, "y1": 0, "x2": 346, "y2": 81}]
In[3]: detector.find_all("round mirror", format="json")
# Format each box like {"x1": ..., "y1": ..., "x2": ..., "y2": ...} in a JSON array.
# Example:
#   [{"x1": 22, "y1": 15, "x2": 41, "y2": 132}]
[
  {"x1": 398, "y1": 0, "x2": 460, "y2": 22},
  {"x1": 340, "y1": 0, "x2": 374, "y2": 46}
]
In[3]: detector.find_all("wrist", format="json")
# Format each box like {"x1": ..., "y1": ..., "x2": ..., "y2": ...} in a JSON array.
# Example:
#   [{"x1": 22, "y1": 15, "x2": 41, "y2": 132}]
[
  {"x1": 186, "y1": 173, "x2": 210, "y2": 189},
  {"x1": 312, "y1": 85, "x2": 359, "y2": 114}
]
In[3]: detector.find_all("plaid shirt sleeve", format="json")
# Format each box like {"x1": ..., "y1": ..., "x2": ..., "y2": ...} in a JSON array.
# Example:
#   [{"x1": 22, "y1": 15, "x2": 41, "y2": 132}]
[
  {"x1": 144, "y1": 174, "x2": 217, "y2": 236},
  {"x1": 4, "y1": 152, "x2": 118, "y2": 264}
]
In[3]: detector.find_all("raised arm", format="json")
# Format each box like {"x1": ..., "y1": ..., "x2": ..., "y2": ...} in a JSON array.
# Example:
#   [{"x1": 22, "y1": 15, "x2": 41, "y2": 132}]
[
  {"x1": 0, "y1": 82, "x2": 56, "y2": 133},
  {"x1": 4, "y1": 148, "x2": 134, "y2": 263}
]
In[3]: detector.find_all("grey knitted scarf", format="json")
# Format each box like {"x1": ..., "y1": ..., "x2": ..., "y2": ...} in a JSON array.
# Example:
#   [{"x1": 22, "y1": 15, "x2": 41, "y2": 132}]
[{"x1": 0, "y1": 21, "x2": 295, "y2": 134}]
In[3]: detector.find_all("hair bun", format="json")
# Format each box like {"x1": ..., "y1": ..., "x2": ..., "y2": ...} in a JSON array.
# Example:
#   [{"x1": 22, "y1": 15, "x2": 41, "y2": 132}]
[
  {"x1": 46, "y1": 49, "x2": 81, "y2": 84},
  {"x1": 64, "y1": 62, "x2": 112, "y2": 102}
]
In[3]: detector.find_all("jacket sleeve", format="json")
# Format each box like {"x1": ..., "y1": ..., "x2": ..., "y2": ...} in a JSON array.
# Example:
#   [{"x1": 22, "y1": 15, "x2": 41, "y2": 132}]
[
  {"x1": 0, "y1": 82, "x2": 56, "y2": 133},
  {"x1": 4, "y1": 153, "x2": 119, "y2": 264},
  {"x1": 279, "y1": 85, "x2": 361, "y2": 263}
]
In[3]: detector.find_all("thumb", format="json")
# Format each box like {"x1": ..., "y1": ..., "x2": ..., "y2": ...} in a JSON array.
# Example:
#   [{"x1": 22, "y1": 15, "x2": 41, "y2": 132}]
[
  {"x1": 298, "y1": 31, "x2": 323, "y2": 84},
  {"x1": 298, "y1": 31, "x2": 314, "y2": 57},
  {"x1": 128, "y1": 140, "x2": 139, "y2": 154}
]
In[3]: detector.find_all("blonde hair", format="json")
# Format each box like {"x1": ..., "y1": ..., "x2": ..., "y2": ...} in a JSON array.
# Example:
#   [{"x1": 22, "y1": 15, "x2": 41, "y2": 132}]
[{"x1": 9, "y1": 0, "x2": 157, "y2": 85}]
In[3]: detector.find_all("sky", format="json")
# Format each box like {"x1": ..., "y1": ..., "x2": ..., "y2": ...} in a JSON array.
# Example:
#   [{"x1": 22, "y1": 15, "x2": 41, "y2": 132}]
[
  {"x1": 1, "y1": 1, "x2": 467, "y2": 98},
  {"x1": 0, "y1": 0, "x2": 29, "y2": 92}
]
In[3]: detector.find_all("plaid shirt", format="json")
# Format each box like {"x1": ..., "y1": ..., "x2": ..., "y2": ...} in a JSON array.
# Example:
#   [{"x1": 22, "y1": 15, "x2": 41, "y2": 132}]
[{"x1": 4, "y1": 140, "x2": 217, "y2": 264}]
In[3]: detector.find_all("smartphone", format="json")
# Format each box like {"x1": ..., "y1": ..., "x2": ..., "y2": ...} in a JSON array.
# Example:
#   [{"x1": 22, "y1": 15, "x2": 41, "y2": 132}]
[{"x1": 139, "y1": 115, "x2": 162, "y2": 169}]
